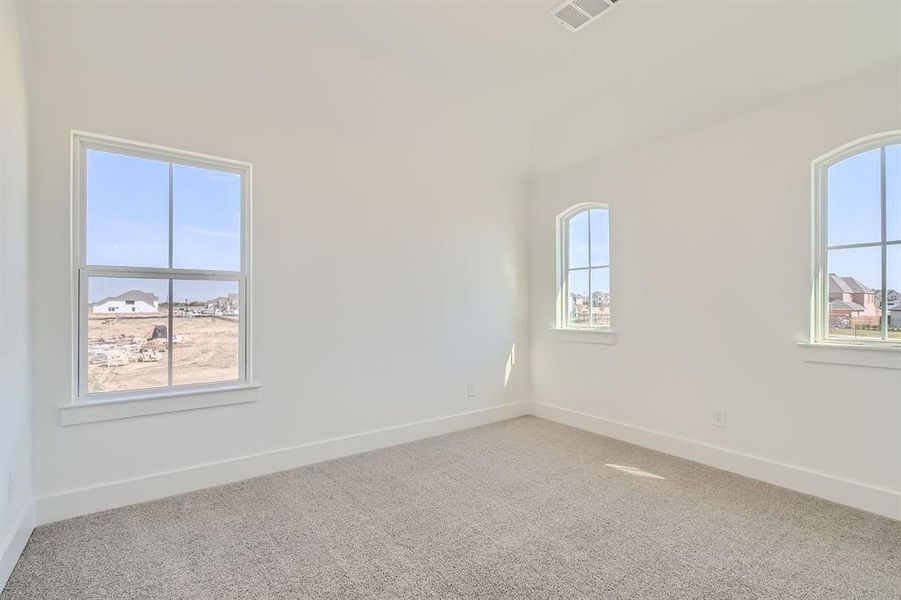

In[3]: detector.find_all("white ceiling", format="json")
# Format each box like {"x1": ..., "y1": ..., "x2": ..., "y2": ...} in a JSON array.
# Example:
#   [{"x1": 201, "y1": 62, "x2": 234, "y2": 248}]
[{"x1": 20, "y1": 0, "x2": 901, "y2": 175}]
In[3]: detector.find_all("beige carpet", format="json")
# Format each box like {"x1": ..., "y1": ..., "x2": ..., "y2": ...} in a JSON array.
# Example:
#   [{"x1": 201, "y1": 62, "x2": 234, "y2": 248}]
[{"x1": 3, "y1": 416, "x2": 899, "y2": 599}]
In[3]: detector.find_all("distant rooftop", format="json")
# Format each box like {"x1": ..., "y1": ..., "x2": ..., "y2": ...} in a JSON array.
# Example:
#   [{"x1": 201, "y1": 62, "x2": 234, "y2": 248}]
[
  {"x1": 828, "y1": 273, "x2": 874, "y2": 295},
  {"x1": 91, "y1": 290, "x2": 159, "y2": 306},
  {"x1": 829, "y1": 298, "x2": 865, "y2": 312}
]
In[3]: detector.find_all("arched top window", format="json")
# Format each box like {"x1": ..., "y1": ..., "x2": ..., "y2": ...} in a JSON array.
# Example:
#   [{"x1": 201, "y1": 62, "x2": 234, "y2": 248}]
[
  {"x1": 557, "y1": 203, "x2": 611, "y2": 330},
  {"x1": 812, "y1": 131, "x2": 901, "y2": 345}
]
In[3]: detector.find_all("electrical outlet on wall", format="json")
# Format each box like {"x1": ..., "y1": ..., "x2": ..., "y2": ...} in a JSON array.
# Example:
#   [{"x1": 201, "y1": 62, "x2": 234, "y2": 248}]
[
  {"x1": 466, "y1": 382, "x2": 477, "y2": 398},
  {"x1": 712, "y1": 408, "x2": 727, "y2": 428}
]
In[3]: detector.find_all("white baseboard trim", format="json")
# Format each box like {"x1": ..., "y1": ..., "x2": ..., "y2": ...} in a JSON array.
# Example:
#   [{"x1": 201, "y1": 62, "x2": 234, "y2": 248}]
[
  {"x1": 1, "y1": 501, "x2": 34, "y2": 591},
  {"x1": 528, "y1": 400, "x2": 901, "y2": 521},
  {"x1": 36, "y1": 402, "x2": 529, "y2": 525},
  {"x1": 32, "y1": 399, "x2": 900, "y2": 527}
]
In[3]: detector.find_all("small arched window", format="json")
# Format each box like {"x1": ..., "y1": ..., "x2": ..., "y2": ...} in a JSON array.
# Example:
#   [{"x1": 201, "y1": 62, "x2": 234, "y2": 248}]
[
  {"x1": 812, "y1": 131, "x2": 900, "y2": 345},
  {"x1": 557, "y1": 203, "x2": 611, "y2": 329}
]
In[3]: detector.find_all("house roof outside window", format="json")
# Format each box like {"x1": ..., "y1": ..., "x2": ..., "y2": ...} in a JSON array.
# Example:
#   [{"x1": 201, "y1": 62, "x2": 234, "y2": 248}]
[
  {"x1": 828, "y1": 273, "x2": 874, "y2": 295},
  {"x1": 828, "y1": 299, "x2": 865, "y2": 312},
  {"x1": 91, "y1": 290, "x2": 160, "y2": 306}
]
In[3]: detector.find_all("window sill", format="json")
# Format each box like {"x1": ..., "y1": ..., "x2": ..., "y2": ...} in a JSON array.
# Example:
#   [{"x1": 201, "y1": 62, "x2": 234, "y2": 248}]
[
  {"x1": 798, "y1": 342, "x2": 901, "y2": 370},
  {"x1": 59, "y1": 382, "x2": 261, "y2": 426},
  {"x1": 549, "y1": 327, "x2": 617, "y2": 345}
]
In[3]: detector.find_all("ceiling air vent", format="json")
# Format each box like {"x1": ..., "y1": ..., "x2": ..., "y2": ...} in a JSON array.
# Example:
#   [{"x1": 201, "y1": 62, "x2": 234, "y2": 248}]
[{"x1": 550, "y1": 0, "x2": 621, "y2": 32}]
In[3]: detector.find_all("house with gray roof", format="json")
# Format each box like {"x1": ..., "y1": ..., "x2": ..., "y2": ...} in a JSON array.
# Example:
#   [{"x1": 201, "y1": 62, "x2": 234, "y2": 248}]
[
  {"x1": 888, "y1": 301, "x2": 901, "y2": 327},
  {"x1": 828, "y1": 273, "x2": 879, "y2": 327},
  {"x1": 91, "y1": 290, "x2": 160, "y2": 314},
  {"x1": 875, "y1": 288, "x2": 901, "y2": 308}
]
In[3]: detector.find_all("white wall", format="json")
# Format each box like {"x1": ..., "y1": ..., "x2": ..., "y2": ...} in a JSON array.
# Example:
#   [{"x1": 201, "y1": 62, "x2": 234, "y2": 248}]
[
  {"x1": 528, "y1": 67, "x2": 901, "y2": 518},
  {"x1": 20, "y1": 2, "x2": 899, "y2": 528},
  {"x1": 0, "y1": 0, "x2": 34, "y2": 585},
  {"x1": 24, "y1": 4, "x2": 530, "y2": 522}
]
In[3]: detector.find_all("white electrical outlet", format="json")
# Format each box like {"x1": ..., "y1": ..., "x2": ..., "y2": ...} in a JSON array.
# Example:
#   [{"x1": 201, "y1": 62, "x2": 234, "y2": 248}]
[
  {"x1": 712, "y1": 408, "x2": 727, "y2": 428},
  {"x1": 466, "y1": 382, "x2": 476, "y2": 398}
]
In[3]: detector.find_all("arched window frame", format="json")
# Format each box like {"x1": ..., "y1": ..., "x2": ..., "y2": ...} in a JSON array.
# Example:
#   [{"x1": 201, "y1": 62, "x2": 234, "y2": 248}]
[
  {"x1": 811, "y1": 130, "x2": 901, "y2": 346},
  {"x1": 556, "y1": 202, "x2": 612, "y2": 331}
]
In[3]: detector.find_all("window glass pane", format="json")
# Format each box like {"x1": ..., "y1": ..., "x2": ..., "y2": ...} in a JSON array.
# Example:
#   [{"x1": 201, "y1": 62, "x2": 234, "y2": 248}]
[
  {"x1": 589, "y1": 209, "x2": 610, "y2": 267},
  {"x1": 87, "y1": 277, "x2": 169, "y2": 393},
  {"x1": 173, "y1": 164, "x2": 242, "y2": 272},
  {"x1": 86, "y1": 149, "x2": 169, "y2": 267},
  {"x1": 886, "y1": 145, "x2": 900, "y2": 242},
  {"x1": 590, "y1": 267, "x2": 611, "y2": 328},
  {"x1": 567, "y1": 269, "x2": 590, "y2": 327},
  {"x1": 172, "y1": 280, "x2": 240, "y2": 386},
  {"x1": 827, "y1": 247, "x2": 882, "y2": 340},
  {"x1": 887, "y1": 245, "x2": 901, "y2": 340},
  {"x1": 568, "y1": 211, "x2": 589, "y2": 269},
  {"x1": 827, "y1": 148, "x2": 881, "y2": 246}
]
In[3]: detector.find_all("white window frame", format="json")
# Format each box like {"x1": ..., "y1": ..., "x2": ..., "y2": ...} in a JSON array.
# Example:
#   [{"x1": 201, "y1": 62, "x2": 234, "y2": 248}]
[
  {"x1": 556, "y1": 202, "x2": 612, "y2": 331},
  {"x1": 810, "y1": 130, "x2": 901, "y2": 349},
  {"x1": 69, "y1": 131, "x2": 255, "y2": 410}
]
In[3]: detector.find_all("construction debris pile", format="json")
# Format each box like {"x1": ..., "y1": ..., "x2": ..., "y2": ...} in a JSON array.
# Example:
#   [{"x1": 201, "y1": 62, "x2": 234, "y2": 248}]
[{"x1": 88, "y1": 325, "x2": 181, "y2": 368}]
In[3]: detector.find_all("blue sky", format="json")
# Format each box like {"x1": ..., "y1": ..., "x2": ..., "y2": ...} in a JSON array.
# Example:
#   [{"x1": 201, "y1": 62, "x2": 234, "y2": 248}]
[
  {"x1": 568, "y1": 208, "x2": 610, "y2": 299},
  {"x1": 86, "y1": 149, "x2": 241, "y2": 302},
  {"x1": 827, "y1": 144, "x2": 900, "y2": 292}
]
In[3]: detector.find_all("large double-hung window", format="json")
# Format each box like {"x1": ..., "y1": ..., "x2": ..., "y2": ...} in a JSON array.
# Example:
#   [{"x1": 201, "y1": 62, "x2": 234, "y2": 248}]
[{"x1": 73, "y1": 132, "x2": 252, "y2": 402}]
